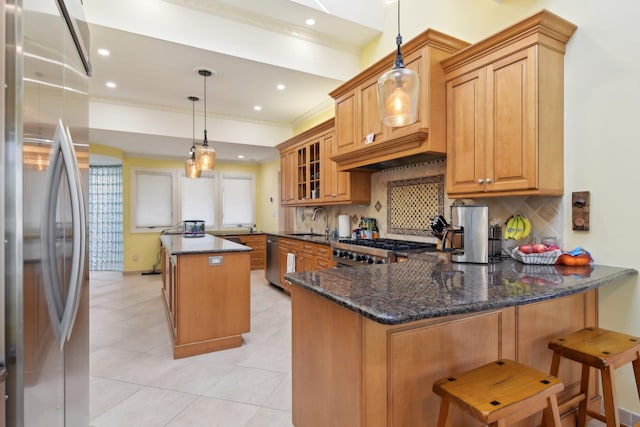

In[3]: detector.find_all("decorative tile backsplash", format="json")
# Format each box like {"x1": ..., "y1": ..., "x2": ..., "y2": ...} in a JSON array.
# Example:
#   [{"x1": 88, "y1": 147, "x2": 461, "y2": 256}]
[
  {"x1": 387, "y1": 175, "x2": 444, "y2": 236},
  {"x1": 294, "y1": 158, "x2": 563, "y2": 247}
]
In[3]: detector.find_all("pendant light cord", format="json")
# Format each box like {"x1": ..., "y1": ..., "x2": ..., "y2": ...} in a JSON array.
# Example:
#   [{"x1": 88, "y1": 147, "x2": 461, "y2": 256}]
[
  {"x1": 192, "y1": 97, "x2": 196, "y2": 152},
  {"x1": 393, "y1": 0, "x2": 405, "y2": 69},
  {"x1": 203, "y1": 72, "x2": 207, "y2": 143}
]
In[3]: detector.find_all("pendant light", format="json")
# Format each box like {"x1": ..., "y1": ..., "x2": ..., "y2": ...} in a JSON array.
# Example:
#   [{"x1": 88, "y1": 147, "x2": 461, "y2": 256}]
[
  {"x1": 185, "y1": 96, "x2": 201, "y2": 178},
  {"x1": 195, "y1": 68, "x2": 216, "y2": 171},
  {"x1": 376, "y1": 0, "x2": 420, "y2": 127}
]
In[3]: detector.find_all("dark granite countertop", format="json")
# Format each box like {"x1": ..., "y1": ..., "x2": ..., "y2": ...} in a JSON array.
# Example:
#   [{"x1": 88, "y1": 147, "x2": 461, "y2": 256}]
[
  {"x1": 266, "y1": 231, "x2": 332, "y2": 246},
  {"x1": 285, "y1": 258, "x2": 637, "y2": 325},
  {"x1": 160, "y1": 234, "x2": 251, "y2": 255}
]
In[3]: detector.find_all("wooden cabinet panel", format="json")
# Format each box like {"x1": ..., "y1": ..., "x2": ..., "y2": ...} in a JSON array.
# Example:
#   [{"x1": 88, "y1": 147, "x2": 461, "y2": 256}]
[
  {"x1": 443, "y1": 11, "x2": 576, "y2": 198},
  {"x1": 446, "y1": 68, "x2": 486, "y2": 194},
  {"x1": 335, "y1": 91, "x2": 358, "y2": 153}
]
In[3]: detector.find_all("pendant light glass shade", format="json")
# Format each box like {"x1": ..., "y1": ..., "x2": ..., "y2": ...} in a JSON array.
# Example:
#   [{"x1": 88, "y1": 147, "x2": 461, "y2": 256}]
[
  {"x1": 195, "y1": 69, "x2": 216, "y2": 171},
  {"x1": 185, "y1": 96, "x2": 201, "y2": 178},
  {"x1": 377, "y1": 0, "x2": 420, "y2": 127}
]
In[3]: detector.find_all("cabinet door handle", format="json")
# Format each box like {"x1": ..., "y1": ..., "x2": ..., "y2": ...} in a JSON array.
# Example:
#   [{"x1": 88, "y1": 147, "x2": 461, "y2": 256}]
[
  {"x1": 486, "y1": 178, "x2": 492, "y2": 183},
  {"x1": 331, "y1": 194, "x2": 337, "y2": 197},
  {"x1": 477, "y1": 179, "x2": 484, "y2": 184}
]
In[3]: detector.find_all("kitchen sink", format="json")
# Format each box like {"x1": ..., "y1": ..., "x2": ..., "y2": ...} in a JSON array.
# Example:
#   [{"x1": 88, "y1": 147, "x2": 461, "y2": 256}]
[{"x1": 289, "y1": 233, "x2": 325, "y2": 236}]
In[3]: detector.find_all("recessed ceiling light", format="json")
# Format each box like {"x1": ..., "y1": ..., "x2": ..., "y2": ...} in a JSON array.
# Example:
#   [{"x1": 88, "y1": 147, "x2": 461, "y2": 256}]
[
  {"x1": 97, "y1": 48, "x2": 110, "y2": 56},
  {"x1": 305, "y1": 18, "x2": 315, "y2": 26},
  {"x1": 254, "y1": 105, "x2": 262, "y2": 111},
  {"x1": 237, "y1": 155, "x2": 245, "y2": 159},
  {"x1": 106, "y1": 81, "x2": 117, "y2": 88},
  {"x1": 276, "y1": 84, "x2": 286, "y2": 90}
]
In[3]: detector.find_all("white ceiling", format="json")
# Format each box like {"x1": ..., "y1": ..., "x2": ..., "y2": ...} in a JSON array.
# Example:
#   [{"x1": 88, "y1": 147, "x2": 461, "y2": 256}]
[{"x1": 85, "y1": 0, "x2": 388, "y2": 164}]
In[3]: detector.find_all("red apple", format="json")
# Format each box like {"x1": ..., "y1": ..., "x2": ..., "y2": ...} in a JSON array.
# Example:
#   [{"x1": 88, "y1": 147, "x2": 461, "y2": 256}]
[
  {"x1": 546, "y1": 245, "x2": 560, "y2": 251},
  {"x1": 532, "y1": 244, "x2": 548, "y2": 253},
  {"x1": 518, "y1": 244, "x2": 534, "y2": 254}
]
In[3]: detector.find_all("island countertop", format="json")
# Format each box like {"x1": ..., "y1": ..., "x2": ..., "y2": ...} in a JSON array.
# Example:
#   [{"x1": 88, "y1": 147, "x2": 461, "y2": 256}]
[
  {"x1": 285, "y1": 258, "x2": 637, "y2": 325},
  {"x1": 160, "y1": 234, "x2": 251, "y2": 255}
]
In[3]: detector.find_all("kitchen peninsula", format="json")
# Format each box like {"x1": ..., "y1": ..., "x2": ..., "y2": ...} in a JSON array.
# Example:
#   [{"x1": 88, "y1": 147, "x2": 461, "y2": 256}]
[
  {"x1": 160, "y1": 234, "x2": 251, "y2": 359},
  {"x1": 285, "y1": 258, "x2": 636, "y2": 426}
]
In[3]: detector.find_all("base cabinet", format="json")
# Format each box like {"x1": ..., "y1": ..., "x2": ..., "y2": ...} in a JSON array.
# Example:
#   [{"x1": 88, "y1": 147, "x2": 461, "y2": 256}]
[
  {"x1": 223, "y1": 234, "x2": 266, "y2": 270},
  {"x1": 278, "y1": 238, "x2": 335, "y2": 295},
  {"x1": 161, "y1": 245, "x2": 250, "y2": 359},
  {"x1": 292, "y1": 286, "x2": 598, "y2": 427}
]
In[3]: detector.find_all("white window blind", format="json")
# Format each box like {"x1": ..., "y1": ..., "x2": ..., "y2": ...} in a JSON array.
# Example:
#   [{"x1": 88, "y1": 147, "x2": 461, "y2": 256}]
[
  {"x1": 131, "y1": 168, "x2": 176, "y2": 232},
  {"x1": 222, "y1": 174, "x2": 255, "y2": 227},
  {"x1": 180, "y1": 173, "x2": 216, "y2": 228}
]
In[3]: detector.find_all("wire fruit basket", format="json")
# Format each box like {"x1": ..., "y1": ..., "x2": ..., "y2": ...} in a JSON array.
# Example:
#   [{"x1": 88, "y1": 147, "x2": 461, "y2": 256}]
[{"x1": 511, "y1": 247, "x2": 561, "y2": 265}]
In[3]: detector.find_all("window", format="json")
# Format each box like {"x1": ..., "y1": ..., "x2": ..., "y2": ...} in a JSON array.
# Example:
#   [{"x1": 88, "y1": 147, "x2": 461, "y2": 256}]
[
  {"x1": 179, "y1": 171, "x2": 217, "y2": 229},
  {"x1": 130, "y1": 168, "x2": 177, "y2": 232},
  {"x1": 221, "y1": 173, "x2": 255, "y2": 227},
  {"x1": 131, "y1": 167, "x2": 255, "y2": 233}
]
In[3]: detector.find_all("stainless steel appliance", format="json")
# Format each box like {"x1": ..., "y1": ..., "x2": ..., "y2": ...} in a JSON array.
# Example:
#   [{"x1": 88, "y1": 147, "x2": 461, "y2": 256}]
[
  {"x1": 332, "y1": 238, "x2": 437, "y2": 267},
  {"x1": 442, "y1": 205, "x2": 489, "y2": 264},
  {"x1": 4, "y1": 0, "x2": 91, "y2": 425},
  {"x1": 266, "y1": 236, "x2": 280, "y2": 286}
]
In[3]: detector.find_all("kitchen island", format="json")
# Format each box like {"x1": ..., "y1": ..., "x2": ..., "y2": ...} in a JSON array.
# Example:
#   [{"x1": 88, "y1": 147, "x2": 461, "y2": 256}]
[
  {"x1": 160, "y1": 234, "x2": 251, "y2": 359},
  {"x1": 285, "y1": 258, "x2": 636, "y2": 427}
]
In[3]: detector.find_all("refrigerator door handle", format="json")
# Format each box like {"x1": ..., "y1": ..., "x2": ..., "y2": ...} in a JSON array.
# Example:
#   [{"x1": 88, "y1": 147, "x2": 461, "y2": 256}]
[
  {"x1": 40, "y1": 119, "x2": 84, "y2": 350},
  {"x1": 63, "y1": 125, "x2": 86, "y2": 340}
]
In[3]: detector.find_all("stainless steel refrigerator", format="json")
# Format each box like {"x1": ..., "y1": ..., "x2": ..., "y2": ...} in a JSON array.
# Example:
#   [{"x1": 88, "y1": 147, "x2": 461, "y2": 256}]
[{"x1": 4, "y1": 0, "x2": 91, "y2": 425}]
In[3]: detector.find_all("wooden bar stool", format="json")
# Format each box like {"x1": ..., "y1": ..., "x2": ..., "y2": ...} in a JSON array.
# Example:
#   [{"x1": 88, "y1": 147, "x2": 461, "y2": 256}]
[
  {"x1": 433, "y1": 359, "x2": 564, "y2": 427},
  {"x1": 548, "y1": 327, "x2": 640, "y2": 427}
]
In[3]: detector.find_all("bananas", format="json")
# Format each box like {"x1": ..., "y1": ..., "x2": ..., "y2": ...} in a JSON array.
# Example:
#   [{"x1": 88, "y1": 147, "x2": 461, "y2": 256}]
[{"x1": 504, "y1": 214, "x2": 532, "y2": 241}]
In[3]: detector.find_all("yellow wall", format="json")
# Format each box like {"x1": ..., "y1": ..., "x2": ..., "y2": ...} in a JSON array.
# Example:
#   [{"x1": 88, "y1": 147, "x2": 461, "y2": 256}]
[
  {"x1": 293, "y1": 106, "x2": 334, "y2": 135},
  {"x1": 89, "y1": 143, "x2": 124, "y2": 159},
  {"x1": 258, "y1": 158, "x2": 280, "y2": 233}
]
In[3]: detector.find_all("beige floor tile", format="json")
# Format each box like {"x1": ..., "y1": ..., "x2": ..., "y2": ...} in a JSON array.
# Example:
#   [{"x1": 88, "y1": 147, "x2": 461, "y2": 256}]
[
  {"x1": 89, "y1": 269, "x2": 293, "y2": 425},
  {"x1": 246, "y1": 407, "x2": 294, "y2": 427},
  {"x1": 202, "y1": 366, "x2": 286, "y2": 406},
  {"x1": 166, "y1": 396, "x2": 260, "y2": 426},
  {"x1": 90, "y1": 377, "x2": 142, "y2": 420},
  {"x1": 91, "y1": 387, "x2": 197, "y2": 427}
]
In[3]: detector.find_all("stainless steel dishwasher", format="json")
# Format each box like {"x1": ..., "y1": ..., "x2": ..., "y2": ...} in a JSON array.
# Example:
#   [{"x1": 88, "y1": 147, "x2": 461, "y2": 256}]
[{"x1": 266, "y1": 236, "x2": 280, "y2": 287}]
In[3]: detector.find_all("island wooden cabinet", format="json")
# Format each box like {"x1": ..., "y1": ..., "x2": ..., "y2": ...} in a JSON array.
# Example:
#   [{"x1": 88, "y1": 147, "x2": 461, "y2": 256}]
[
  {"x1": 442, "y1": 10, "x2": 577, "y2": 198},
  {"x1": 223, "y1": 234, "x2": 266, "y2": 270},
  {"x1": 277, "y1": 119, "x2": 371, "y2": 206},
  {"x1": 160, "y1": 235, "x2": 250, "y2": 359},
  {"x1": 330, "y1": 30, "x2": 469, "y2": 171}
]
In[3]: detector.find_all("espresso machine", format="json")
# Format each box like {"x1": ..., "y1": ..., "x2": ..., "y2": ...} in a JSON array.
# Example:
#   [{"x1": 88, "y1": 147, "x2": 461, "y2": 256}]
[{"x1": 442, "y1": 205, "x2": 490, "y2": 264}]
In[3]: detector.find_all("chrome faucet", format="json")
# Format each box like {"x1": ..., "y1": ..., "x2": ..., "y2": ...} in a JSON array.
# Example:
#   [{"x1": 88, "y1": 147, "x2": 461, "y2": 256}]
[{"x1": 312, "y1": 207, "x2": 329, "y2": 240}]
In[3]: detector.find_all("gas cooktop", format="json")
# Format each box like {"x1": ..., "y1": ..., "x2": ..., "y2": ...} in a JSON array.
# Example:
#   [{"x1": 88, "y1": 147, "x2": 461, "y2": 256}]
[{"x1": 337, "y1": 238, "x2": 437, "y2": 252}]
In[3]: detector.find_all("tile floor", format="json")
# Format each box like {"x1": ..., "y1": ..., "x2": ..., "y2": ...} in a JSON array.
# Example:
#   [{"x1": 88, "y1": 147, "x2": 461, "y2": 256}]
[
  {"x1": 89, "y1": 270, "x2": 611, "y2": 427},
  {"x1": 89, "y1": 270, "x2": 294, "y2": 426}
]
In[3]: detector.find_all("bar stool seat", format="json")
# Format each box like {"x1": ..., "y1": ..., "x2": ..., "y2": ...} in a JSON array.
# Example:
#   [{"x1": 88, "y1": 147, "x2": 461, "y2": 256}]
[
  {"x1": 433, "y1": 359, "x2": 564, "y2": 427},
  {"x1": 548, "y1": 327, "x2": 640, "y2": 427}
]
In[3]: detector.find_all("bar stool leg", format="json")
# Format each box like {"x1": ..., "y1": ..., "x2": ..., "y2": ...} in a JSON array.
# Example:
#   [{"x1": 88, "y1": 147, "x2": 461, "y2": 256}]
[
  {"x1": 577, "y1": 364, "x2": 590, "y2": 427},
  {"x1": 542, "y1": 393, "x2": 563, "y2": 426},
  {"x1": 437, "y1": 397, "x2": 452, "y2": 427},
  {"x1": 550, "y1": 352, "x2": 561, "y2": 377},
  {"x1": 600, "y1": 365, "x2": 619, "y2": 427}
]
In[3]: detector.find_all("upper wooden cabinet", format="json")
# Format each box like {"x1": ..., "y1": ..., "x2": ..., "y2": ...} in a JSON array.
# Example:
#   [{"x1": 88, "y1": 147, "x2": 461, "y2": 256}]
[
  {"x1": 442, "y1": 10, "x2": 577, "y2": 198},
  {"x1": 330, "y1": 30, "x2": 469, "y2": 171},
  {"x1": 277, "y1": 119, "x2": 371, "y2": 206}
]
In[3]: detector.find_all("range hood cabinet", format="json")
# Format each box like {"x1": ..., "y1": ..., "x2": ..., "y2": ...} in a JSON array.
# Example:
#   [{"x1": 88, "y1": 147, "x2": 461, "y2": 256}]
[{"x1": 330, "y1": 29, "x2": 469, "y2": 171}]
